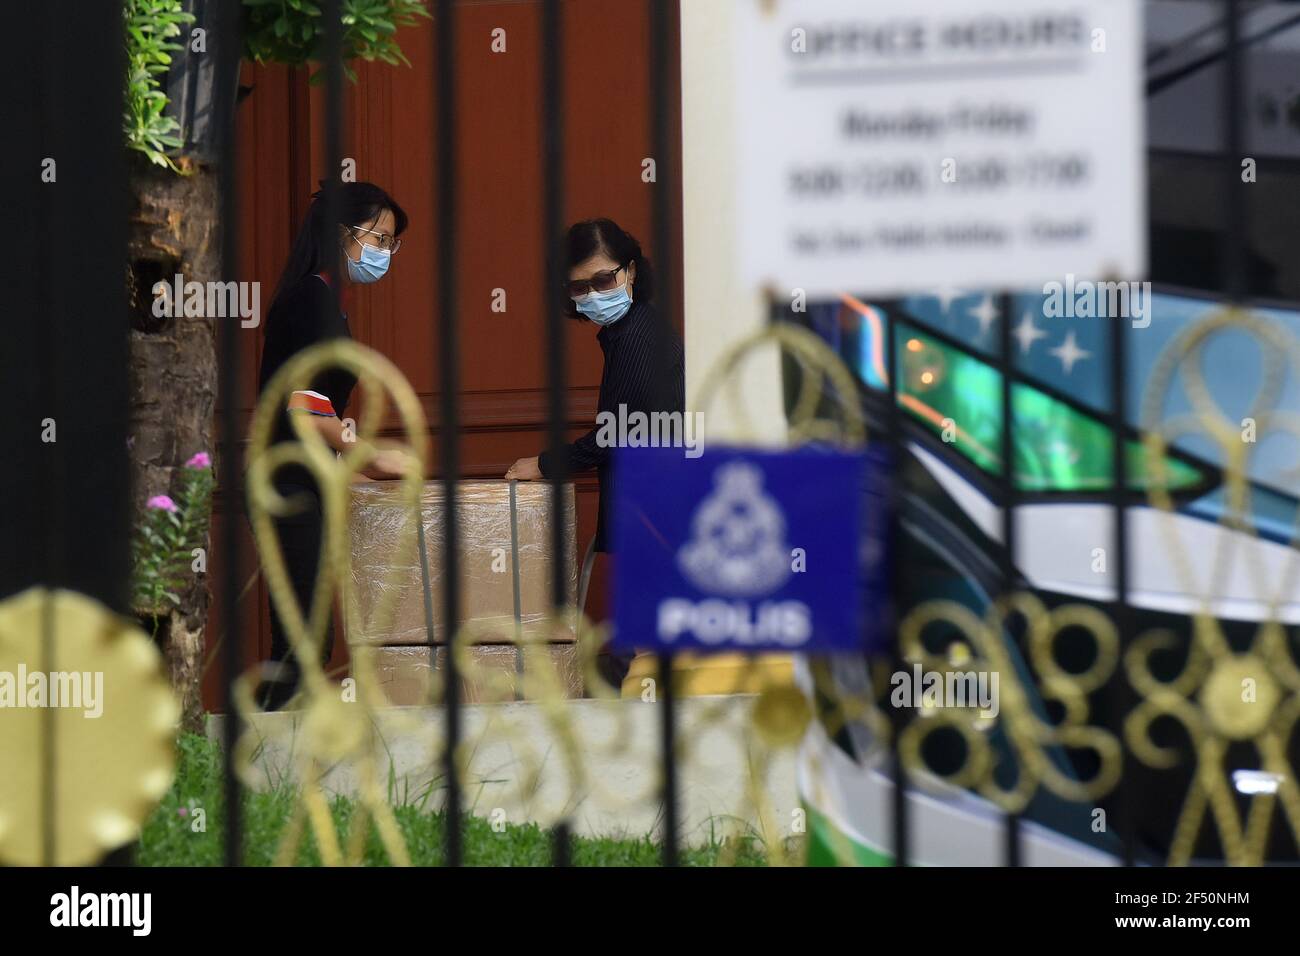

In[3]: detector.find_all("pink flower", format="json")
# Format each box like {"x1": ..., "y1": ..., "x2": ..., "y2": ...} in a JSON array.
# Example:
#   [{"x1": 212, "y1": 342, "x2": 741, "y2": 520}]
[
  {"x1": 147, "y1": 495, "x2": 178, "y2": 512},
  {"x1": 185, "y1": 451, "x2": 211, "y2": 469},
  {"x1": 177, "y1": 807, "x2": 188, "y2": 818}
]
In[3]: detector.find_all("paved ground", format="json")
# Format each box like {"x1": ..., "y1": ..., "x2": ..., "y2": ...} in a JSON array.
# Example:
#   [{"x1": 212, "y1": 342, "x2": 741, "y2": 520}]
[{"x1": 207, "y1": 695, "x2": 799, "y2": 847}]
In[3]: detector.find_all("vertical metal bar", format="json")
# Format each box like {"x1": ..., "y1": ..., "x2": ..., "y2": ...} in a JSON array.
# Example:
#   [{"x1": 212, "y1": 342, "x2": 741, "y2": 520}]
[
  {"x1": 658, "y1": 651, "x2": 679, "y2": 866},
  {"x1": 1, "y1": 0, "x2": 42, "y2": 606},
  {"x1": 541, "y1": 0, "x2": 570, "y2": 867},
  {"x1": 41, "y1": 598, "x2": 57, "y2": 866},
  {"x1": 19, "y1": 0, "x2": 132, "y2": 866},
  {"x1": 35, "y1": 0, "x2": 58, "y2": 871},
  {"x1": 541, "y1": 0, "x2": 568, "y2": 613},
  {"x1": 433, "y1": 0, "x2": 464, "y2": 868},
  {"x1": 1109, "y1": 295, "x2": 1135, "y2": 867},
  {"x1": 217, "y1": 0, "x2": 246, "y2": 868},
  {"x1": 416, "y1": 503, "x2": 438, "y2": 648},
  {"x1": 996, "y1": 290, "x2": 1021, "y2": 867},
  {"x1": 509, "y1": 480, "x2": 524, "y2": 702},
  {"x1": 318, "y1": 0, "x2": 344, "y2": 796},
  {"x1": 649, "y1": 0, "x2": 679, "y2": 868},
  {"x1": 648, "y1": 0, "x2": 676, "y2": 362},
  {"x1": 1223, "y1": 0, "x2": 1247, "y2": 302},
  {"x1": 552, "y1": 821, "x2": 572, "y2": 867},
  {"x1": 883, "y1": 306, "x2": 909, "y2": 867},
  {"x1": 322, "y1": 0, "x2": 344, "y2": 270}
]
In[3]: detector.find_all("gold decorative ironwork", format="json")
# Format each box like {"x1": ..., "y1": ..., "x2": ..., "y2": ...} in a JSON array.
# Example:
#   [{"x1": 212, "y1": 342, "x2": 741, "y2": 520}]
[
  {"x1": 330, "y1": 320, "x2": 872, "y2": 865},
  {"x1": 895, "y1": 593, "x2": 1123, "y2": 811},
  {"x1": 849, "y1": 305, "x2": 1300, "y2": 866},
  {"x1": 1127, "y1": 306, "x2": 1300, "y2": 865},
  {"x1": 232, "y1": 305, "x2": 1300, "y2": 868},
  {"x1": 752, "y1": 685, "x2": 812, "y2": 748},
  {"x1": 698, "y1": 321, "x2": 1127, "y2": 861},
  {"x1": 240, "y1": 337, "x2": 429, "y2": 866},
  {"x1": 0, "y1": 587, "x2": 178, "y2": 865},
  {"x1": 693, "y1": 321, "x2": 867, "y2": 447},
  {"x1": 679, "y1": 320, "x2": 878, "y2": 864}
]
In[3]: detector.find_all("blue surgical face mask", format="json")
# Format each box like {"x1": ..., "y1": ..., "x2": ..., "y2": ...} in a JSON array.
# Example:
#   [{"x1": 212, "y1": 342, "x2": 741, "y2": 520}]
[
  {"x1": 345, "y1": 239, "x2": 391, "y2": 283},
  {"x1": 574, "y1": 278, "x2": 632, "y2": 326}
]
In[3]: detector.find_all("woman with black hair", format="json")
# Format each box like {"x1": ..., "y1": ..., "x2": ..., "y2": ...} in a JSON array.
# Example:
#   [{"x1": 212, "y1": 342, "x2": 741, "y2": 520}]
[
  {"x1": 506, "y1": 218, "x2": 684, "y2": 687},
  {"x1": 255, "y1": 180, "x2": 416, "y2": 710}
]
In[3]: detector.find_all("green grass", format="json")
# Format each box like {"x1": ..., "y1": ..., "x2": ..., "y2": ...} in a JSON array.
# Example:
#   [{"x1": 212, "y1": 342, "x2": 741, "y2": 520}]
[{"x1": 136, "y1": 733, "x2": 784, "y2": 866}]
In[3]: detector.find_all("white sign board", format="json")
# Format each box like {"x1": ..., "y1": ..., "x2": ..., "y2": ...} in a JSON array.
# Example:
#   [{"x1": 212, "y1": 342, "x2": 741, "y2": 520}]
[{"x1": 735, "y1": 0, "x2": 1147, "y2": 298}]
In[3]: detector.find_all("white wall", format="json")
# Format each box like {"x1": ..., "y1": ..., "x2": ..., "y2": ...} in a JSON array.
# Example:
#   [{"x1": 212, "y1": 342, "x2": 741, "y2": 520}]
[{"x1": 680, "y1": 0, "x2": 788, "y2": 446}]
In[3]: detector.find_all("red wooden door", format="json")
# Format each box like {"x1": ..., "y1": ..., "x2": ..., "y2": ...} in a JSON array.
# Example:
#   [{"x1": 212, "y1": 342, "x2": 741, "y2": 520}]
[{"x1": 205, "y1": 0, "x2": 682, "y2": 712}]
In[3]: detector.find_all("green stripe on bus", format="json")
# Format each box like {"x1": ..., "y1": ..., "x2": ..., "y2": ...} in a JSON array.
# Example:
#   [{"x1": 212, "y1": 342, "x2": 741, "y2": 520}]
[{"x1": 805, "y1": 804, "x2": 893, "y2": 867}]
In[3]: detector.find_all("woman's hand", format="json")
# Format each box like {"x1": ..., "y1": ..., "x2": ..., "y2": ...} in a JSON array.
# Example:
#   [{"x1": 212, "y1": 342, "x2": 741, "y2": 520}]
[
  {"x1": 505, "y1": 456, "x2": 542, "y2": 481},
  {"x1": 365, "y1": 447, "x2": 419, "y2": 481}
]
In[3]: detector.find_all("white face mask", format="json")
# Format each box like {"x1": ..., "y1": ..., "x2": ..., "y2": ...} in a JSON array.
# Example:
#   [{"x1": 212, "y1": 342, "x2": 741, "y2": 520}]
[
  {"x1": 346, "y1": 241, "x2": 391, "y2": 283},
  {"x1": 344, "y1": 224, "x2": 396, "y2": 283}
]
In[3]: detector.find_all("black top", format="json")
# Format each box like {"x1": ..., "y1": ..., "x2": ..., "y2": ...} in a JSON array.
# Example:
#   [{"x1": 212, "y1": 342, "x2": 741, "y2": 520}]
[
  {"x1": 257, "y1": 274, "x2": 357, "y2": 493},
  {"x1": 537, "y1": 301, "x2": 684, "y2": 552}
]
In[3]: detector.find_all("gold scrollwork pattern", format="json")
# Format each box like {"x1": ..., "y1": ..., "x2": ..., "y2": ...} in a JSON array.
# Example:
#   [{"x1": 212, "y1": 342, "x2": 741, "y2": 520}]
[
  {"x1": 1129, "y1": 306, "x2": 1300, "y2": 865},
  {"x1": 241, "y1": 337, "x2": 430, "y2": 865},
  {"x1": 895, "y1": 593, "x2": 1123, "y2": 812},
  {"x1": 679, "y1": 321, "x2": 880, "y2": 863},
  {"x1": 883, "y1": 306, "x2": 1300, "y2": 866},
  {"x1": 436, "y1": 320, "x2": 881, "y2": 865},
  {"x1": 459, "y1": 321, "x2": 879, "y2": 864},
  {"x1": 235, "y1": 307, "x2": 1300, "y2": 867}
]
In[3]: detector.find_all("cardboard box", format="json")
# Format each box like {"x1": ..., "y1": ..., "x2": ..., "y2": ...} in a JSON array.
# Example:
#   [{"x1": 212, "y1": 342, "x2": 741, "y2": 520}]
[
  {"x1": 366, "y1": 644, "x2": 584, "y2": 705},
  {"x1": 347, "y1": 480, "x2": 577, "y2": 646}
]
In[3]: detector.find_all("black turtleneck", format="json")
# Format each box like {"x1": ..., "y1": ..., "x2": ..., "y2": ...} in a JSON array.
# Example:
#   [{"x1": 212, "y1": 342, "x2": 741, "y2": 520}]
[{"x1": 537, "y1": 300, "x2": 684, "y2": 552}]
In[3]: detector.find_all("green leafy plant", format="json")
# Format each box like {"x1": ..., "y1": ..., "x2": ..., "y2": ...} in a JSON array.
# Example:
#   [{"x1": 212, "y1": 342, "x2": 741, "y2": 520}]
[
  {"x1": 123, "y1": 0, "x2": 429, "y2": 167},
  {"x1": 132, "y1": 452, "x2": 215, "y2": 616},
  {"x1": 241, "y1": 0, "x2": 432, "y2": 82},
  {"x1": 123, "y1": 0, "x2": 195, "y2": 169}
]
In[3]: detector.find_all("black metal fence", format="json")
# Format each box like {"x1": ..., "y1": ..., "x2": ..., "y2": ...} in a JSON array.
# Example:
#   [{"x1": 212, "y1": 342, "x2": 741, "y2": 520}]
[
  {"x1": 219, "y1": 0, "x2": 688, "y2": 868},
  {"x1": 868, "y1": 0, "x2": 1291, "y2": 867},
  {"x1": 6, "y1": 0, "x2": 1297, "y2": 869}
]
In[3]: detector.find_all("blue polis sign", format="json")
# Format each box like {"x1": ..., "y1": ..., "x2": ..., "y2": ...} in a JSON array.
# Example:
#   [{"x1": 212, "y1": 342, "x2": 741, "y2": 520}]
[{"x1": 609, "y1": 445, "x2": 890, "y2": 654}]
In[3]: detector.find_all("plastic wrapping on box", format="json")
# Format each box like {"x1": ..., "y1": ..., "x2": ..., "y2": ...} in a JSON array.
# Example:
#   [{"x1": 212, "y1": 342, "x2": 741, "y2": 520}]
[
  {"x1": 368, "y1": 644, "x2": 584, "y2": 705},
  {"x1": 347, "y1": 480, "x2": 577, "y2": 646}
]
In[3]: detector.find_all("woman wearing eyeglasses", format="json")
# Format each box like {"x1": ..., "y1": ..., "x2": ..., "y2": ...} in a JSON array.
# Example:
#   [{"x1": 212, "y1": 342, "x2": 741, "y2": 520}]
[
  {"x1": 506, "y1": 218, "x2": 684, "y2": 688},
  {"x1": 255, "y1": 180, "x2": 416, "y2": 710}
]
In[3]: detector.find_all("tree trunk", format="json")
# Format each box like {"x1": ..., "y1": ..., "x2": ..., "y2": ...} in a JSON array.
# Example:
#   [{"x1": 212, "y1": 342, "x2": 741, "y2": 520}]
[{"x1": 126, "y1": 153, "x2": 220, "y2": 734}]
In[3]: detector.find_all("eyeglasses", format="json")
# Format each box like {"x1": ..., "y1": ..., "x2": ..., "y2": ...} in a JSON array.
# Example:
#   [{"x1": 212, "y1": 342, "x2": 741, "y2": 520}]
[
  {"x1": 566, "y1": 264, "x2": 627, "y2": 299},
  {"x1": 350, "y1": 225, "x2": 402, "y2": 254}
]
